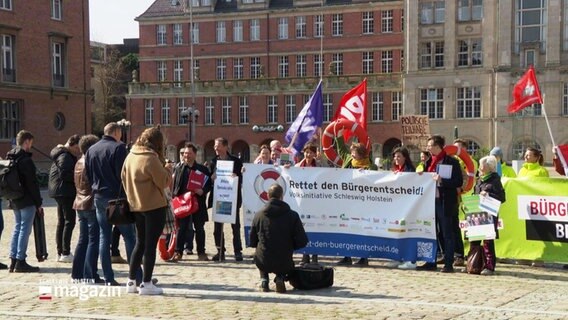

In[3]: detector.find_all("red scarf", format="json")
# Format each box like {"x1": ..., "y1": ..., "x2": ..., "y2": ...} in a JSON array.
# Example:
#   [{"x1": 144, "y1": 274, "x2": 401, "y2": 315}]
[
  {"x1": 427, "y1": 150, "x2": 446, "y2": 173},
  {"x1": 298, "y1": 158, "x2": 317, "y2": 167},
  {"x1": 392, "y1": 164, "x2": 404, "y2": 173}
]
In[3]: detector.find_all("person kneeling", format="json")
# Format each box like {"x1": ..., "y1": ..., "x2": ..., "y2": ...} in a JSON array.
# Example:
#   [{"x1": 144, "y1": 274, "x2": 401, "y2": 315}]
[{"x1": 250, "y1": 184, "x2": 308, "y2": 293}]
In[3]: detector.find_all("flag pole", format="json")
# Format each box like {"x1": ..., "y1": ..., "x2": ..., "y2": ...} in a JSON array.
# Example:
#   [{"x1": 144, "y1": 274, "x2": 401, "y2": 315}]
[{"x1": 540, "y1": 93, "x2": 557, "y2": 147}]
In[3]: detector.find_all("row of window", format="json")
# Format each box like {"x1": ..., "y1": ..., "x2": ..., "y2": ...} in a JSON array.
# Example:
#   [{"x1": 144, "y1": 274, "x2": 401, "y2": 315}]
[
  {"x1": 155, "y1": 51, "x2": 400, "y2": 82},
  {"x1": 419, "y1": 39, "x2": 482, "y2": 69},
  {"x1": 142, "y1": 92, "x2": 402, "y2": 126},
  {"x1": 0, "y1": 0, "x2": 62, "y2": 20},
  {"x1": 142, "y1": 85, "x2": 568, "y2": 131},
  {"x1": 156, "y1": 10, "x2": 401, "y2": 45},
  {"x1": 420, "y1": 0, "x2": 483, "y2": 24},
  {"x1": 0, "y1": 34, "x2": 66, "y2": 86}
]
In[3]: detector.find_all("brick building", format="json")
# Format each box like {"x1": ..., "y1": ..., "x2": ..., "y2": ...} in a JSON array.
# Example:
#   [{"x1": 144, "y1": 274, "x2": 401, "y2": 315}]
[
  {"x1": 129, "y1": 0, "x2": 405, "y2": 163},
  {"x1": 0, "y1": 0, "x2": 91, "y2": 165}
]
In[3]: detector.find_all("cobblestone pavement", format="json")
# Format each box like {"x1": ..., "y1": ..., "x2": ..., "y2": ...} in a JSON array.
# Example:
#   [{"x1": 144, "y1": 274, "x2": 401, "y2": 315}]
[{"x1": 1, "y1": 196, "x2": 568, "y2": 320}]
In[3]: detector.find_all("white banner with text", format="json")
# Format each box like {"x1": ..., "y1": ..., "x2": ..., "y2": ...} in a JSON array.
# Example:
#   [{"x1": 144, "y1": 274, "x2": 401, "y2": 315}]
[{"x1": 243, "y1": 165, "x2": 437, "y2": 262}]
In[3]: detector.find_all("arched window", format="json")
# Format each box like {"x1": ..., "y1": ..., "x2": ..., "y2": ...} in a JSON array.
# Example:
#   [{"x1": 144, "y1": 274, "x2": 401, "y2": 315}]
[
  {"x1": 512, "y1": 139, "x2": 541, "y2": 160},
  {"x1": 466, "y1": 140, "x2": 480, "y2": 156}
]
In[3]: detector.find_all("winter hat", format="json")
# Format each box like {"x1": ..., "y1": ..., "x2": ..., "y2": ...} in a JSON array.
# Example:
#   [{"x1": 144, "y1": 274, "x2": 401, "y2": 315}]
[{"x1": 490, "y1": 147, "x2": 503, "y2": 158}]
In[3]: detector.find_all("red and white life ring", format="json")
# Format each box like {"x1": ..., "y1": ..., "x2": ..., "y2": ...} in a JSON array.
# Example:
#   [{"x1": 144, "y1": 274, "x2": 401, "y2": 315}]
[
  {"x1": 321, "y1": 119, "x2": 370, "y2": 167},
  {"x1": 443, "y1": 145, "x2": 475, "y2": 193},
  {"x1": 254, "y1": 169, "x2": 286, "y2": 202},
  {"x1": 158, "y1": 231, "x2": 177, "y2": 261}
]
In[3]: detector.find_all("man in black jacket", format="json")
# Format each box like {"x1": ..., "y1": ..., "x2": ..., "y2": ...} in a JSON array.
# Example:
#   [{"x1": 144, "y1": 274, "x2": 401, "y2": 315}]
[
  {"x1": 48, "y1": 134, "x2": 81, "y2": 262},
  {"x1": 208, "y1": 137, "x2": 244, "y2": 262},
  {"x1": 6, "y1": 130, "x2": 42, "y2": 272},
  {"x1": 170, "y1": 142, "x2": 212, "y2": 262},
  {"x1": 250, "y1": 183, "x2": 308, "y2": 293},
  {"x1": 417, "y1": 135, "x2": 463, "y2": 273}
]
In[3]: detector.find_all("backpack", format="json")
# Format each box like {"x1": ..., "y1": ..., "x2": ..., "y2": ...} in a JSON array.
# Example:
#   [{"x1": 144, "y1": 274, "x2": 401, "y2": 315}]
[{"x1": 0, "y1": 158, "x2": 24, "y2": 200}]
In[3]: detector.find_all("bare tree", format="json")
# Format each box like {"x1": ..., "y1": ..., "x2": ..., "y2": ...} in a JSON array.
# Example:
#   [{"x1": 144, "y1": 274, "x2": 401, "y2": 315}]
[{"x1": 92, "y1": 48, "x2": 137, "y2": 134}]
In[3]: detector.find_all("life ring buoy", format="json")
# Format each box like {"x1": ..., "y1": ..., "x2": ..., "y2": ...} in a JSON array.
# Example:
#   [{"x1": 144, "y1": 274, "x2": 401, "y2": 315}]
[
  {"x1": 158, "y1": 231, "x2": 177, "y2": 261},
  {"x1": 443, "y1": 145, "x2": 475, "y2": 193},
  {"x1": 254, "y1": 169, "x2": 286, "y2": 202},
  {"x1": 321, "y1": 119, "x2": 370, "y2": 167}
]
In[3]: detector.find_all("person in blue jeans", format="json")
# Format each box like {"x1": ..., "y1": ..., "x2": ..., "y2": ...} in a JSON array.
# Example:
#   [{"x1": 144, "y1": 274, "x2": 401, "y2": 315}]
[
  {"x1": 71, "y1": 134, "x2": 103, "y2": 282},
  {"x1": 85, "y1": 123, "x2": 140, "y2": 286},
  {"x1": 6, "y1": 130, "x2": 43, "y2": 273}
]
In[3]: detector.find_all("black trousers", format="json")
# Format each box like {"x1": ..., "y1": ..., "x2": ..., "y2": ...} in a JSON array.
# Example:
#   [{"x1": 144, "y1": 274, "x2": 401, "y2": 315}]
[
  {"x1": 129, "y1": 208, "x2": 166, "y2": 282},
  {"x1": 175, "y1": 215, "x2": 193, "y2": 254},
  {"x1": 213, "y1": 210, "x2": 242, "y2": 253},
  {"x1": 55, "y1": 197, "x2": 76, "y2": 255},
  {"x1": 111, "y1": 226, "x2": 122, "y2": 256}
]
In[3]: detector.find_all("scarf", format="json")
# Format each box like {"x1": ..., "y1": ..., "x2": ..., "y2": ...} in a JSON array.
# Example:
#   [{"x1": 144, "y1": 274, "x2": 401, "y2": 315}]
[
  {"x1": 393, "y1": 164, "x2": 404, "y2": 173},
  {"x1": 352, "y1": 157, "x2": 371, "y2": 169},
  {"x1": 298, "y1": 158, "x2": 316, "y2": 167},
  {"x1": 427, "y1": 150, "x2": 446, "y2": 173}
]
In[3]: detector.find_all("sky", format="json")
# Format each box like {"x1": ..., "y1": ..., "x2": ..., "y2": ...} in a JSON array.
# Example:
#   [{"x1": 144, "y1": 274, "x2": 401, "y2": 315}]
[{"x1": 89, "y1": 0, "x2": 157, "y2": 44}]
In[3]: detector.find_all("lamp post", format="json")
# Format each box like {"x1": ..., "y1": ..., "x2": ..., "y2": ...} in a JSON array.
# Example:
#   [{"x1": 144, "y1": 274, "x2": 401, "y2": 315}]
[
  {"x1": 117, "y1": 118, "x2": 131, "y2": 144},
  {"x1": 174, "y1": 0, "x2": 197, "y2": 143}
]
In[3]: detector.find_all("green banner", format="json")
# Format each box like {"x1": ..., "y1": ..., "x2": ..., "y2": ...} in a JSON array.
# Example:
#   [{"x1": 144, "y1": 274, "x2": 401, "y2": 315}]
[{"x1": 495, "y1": 177, "x2": 568, "y2": 262}]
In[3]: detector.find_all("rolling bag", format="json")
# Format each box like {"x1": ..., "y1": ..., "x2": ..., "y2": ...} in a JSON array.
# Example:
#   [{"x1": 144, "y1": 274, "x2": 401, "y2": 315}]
[{"x1": 33, "y1": 208, "x2": 48, "y2": 262}]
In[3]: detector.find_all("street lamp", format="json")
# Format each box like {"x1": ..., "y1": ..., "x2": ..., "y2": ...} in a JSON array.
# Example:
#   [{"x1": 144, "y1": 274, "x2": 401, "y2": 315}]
[
  {"x1": 181, "y1": 107, "x2": 200, "y2": 142},
  {"x1": 173, "y1": 0, "x2": 197, "y2": 143},
  {"x1": 117, "y1": 118, "x2": 131, "y2": 144}
]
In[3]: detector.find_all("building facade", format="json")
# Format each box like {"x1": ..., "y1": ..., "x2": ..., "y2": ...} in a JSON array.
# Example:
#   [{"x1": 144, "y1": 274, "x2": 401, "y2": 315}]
[
  {"x1": 404, "y1": 0, "x2": 568, "y2": 162},
  {"x1": 0, "y1": 0, "x2": 91, "y2": 164},
  {"x1": 131, "y1": 0, "x2": 568, "y2": 165},
  {"x1": 129, "y1": 0, "x2": 405, "y2": 163}
]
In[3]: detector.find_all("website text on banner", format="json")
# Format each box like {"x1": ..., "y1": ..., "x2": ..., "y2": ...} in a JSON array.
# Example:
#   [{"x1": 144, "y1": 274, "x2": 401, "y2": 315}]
[
  {"x1": 496, "y1": 177, "x2": 568, "y2": 262},
  {"x1": 243, "y1": 165, "x2": 438, "y2": 263}
]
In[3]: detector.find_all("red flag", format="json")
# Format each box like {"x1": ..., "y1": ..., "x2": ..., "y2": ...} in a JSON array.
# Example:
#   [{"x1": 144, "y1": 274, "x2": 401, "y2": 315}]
[
  {"x1": 332, "y1": 79, "x2": 367, "y2": 141},
  {"x1": 507, "y1": 66, "x2": 543, "y2": 113},
  {"x1": 556, "y1": 144, "x2": 568, "y2": 176}
]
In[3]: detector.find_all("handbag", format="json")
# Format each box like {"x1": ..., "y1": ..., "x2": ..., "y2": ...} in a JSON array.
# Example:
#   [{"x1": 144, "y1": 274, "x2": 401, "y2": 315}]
[
  {"x1": 288, "y1": 264, "x2": 334, "y2": 290},
  {"x1": 106, "y1": 198, "x2": 135, "y2": 225},
  {"x1": 106, "y1": 183, "x2": 134, "y2": 225},
  {"x1": 171, "y1": 191, "x2": 198, "y2": 219},
  {"x1": 466, "y1": 244, "x2": 485, "y2": 275}
]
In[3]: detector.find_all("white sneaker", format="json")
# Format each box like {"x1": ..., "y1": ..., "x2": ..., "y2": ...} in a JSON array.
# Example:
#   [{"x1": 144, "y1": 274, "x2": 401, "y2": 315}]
[
  {"x1": 139, "y1": 282, "x2": 163, "y2": 295},
  {"x1": 398, "y1": 261, "x2": 417, "y2": 270},
  {"x1": 126, "y1": 280, "x2": 137, "y2": 294},
  {"x1": 384, "y1": 261, "x2": 400, "y2": 268},
  {"x1": 58, "y1": 254, "x2": 73, "y2": 263}
]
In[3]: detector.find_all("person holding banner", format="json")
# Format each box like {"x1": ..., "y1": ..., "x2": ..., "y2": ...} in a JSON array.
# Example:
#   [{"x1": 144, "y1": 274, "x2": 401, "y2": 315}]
[
  {"x1": 469, "y1": 156, "x2": 506, "y2": 276},
  {"x1": 334, "y1": 135, "x2": 377, "y2": 266},
  {"x1": 518, "y1": 147, "x2": 548, "y2": 178},
  {"x1": 388, "y1": 147, "x2": 419, "y2": 269},
  {"x1": 417, "y1": 135, "x2": 463, "y2": 273},
  {"x1": 208, "y1": 137, "x2": 244, "y2": 262},
  {"x1": 295, "y1": 143, "x2": 321, "y2": 265},
  {"x1": 170, "y1": 143, "x2": 212, "y2": 262},
  {"x1": 254, "y1": 145, "x2": 273, "y2": 165},
  {"x1": 250, "y1": 183, "x2": 308, "y2": 293}
]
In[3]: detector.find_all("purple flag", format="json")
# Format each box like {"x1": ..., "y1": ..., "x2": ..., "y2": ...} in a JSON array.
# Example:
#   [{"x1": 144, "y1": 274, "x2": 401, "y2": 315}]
[{"x1": 285, "y1": 80, "x2": 324, "y2": 156}]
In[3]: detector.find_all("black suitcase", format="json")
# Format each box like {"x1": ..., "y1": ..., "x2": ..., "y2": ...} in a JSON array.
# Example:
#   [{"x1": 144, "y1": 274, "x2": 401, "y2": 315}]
[{"x1": 33, "y1": 208, "x2": 48, "y2": 262}]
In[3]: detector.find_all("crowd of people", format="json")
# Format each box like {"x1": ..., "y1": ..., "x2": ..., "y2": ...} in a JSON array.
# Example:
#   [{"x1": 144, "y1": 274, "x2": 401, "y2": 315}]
[{"x1": 0, "y1": 124, "x2": 565, "y2": 295}]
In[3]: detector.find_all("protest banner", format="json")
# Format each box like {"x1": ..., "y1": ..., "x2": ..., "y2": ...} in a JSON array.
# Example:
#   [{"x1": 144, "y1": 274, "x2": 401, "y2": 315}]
[
  {"x1": 243, "y1": 164, "x2": 437, "y2": 262},
  {"x1": 400, "y1": 115, "x2": 430, "y2": 150},
  {"x1": 212, "y1": 175, "x2": 238, "y2": 224},
  {"x1": 491, "y1": 177, "x2": 568, "y2": 262}
]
